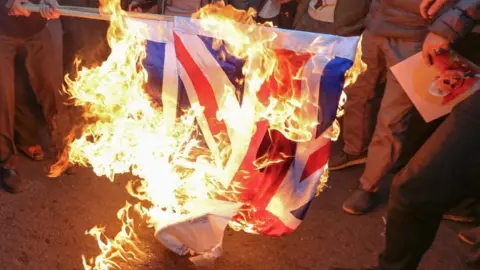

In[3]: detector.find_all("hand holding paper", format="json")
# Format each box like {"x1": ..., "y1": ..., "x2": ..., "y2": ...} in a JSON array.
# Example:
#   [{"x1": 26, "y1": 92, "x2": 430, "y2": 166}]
[{"x1": 392, "y1": 51, "x2": 480, "y2": 122}]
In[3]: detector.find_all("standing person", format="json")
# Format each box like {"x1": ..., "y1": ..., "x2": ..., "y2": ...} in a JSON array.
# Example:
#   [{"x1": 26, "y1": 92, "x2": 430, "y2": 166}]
[
  {"x1": 293, "y1": 0, "x2": 371, "y2": 36},
  {"x1": 14, "y1": 52, "x2": 46, "y2": 161},
  {"x1": 327, "y1": 0, "x2": 462, "y2": 215},
  {"x1": 375, "y1": 0, "x2": 480, "y2": 268},
  {"x1": 13, "y1": 18, "x2": 63, "y2": 162},
  {"x1": 0, "y1": 0, "x2": 61, "y2": 193}
]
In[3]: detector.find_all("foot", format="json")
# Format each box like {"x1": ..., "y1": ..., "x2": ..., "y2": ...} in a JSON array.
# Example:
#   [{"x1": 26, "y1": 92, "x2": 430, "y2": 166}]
[
  {"x1": 0, "y1": 168, "x2": 24, "y2": 194},
  {"x1": 443, "y1": 199, "x2": 478, "y2": 223},
  {"x1": 329, "y1": 150, "x2": 367, "y2": 171},
  {"x1": 443, "y1": 212, "x2": 476, "y2": 223},
  {"x1": 459, "y1": 227, "x2": 480, "y2": 246},
  {"x1": 466, "y1": 243, "x2": 480, "y2": 265},
  {"x1": 343, "y1": 188, "x2": 377, "y2": 215},
  {"x1": 18, "y1": 144, "x2": 45, "y2": 161}
]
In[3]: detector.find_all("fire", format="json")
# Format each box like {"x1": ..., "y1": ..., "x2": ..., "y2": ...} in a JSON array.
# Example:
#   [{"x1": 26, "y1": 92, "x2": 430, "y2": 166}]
[
  {"x1": 329, "y1": 35, "x2": 367, "y2": 142},
  {"x1": 51, "y1": 1, "x2": 360, "y2": 268}
]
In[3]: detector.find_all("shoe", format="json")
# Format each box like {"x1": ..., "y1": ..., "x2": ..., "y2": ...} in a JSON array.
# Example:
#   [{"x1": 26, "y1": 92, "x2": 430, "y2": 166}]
[
  {"x1": 0, "y1": 168, "x2": 24, "y2": 194},
  {"x1": 459, "y1": 227, "x2": 480, "y2": 246},
  {"x1": 343, "y1": 188, "x2": 377, "y2": 215},
  {"x1": 329, "y1": 150, "x2": 367, "y2": 171},
  {"x1": 443, "y1": 213, "x2": 476, "y2": 223},
  {"x1": 466, "y1": 243, "x2": 480, "y2": 265},
  {"x1": 443, "y1": 199, "x2": 478, "y2": 223},
  {"x1": 18, "y1": 144, "x2": 45, "y2": 161}
]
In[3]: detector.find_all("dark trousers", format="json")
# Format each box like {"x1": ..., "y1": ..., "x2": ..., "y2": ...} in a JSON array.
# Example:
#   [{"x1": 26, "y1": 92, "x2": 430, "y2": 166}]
[
  {"x1": 379, "y1": 89, "x2": 480, "y2": 270},
  {"x1": 0, "y1": 27, "x2": 62, "y2": 168},
  {"x1": 61, "y1": 17, "x2": 109, "y2": 79},
  {"x1": 14, "y1": 53, "x2": 45, "y2": 148},
  {"x1": 341, "y1": 29, "x2": 422, "y2": 192}
]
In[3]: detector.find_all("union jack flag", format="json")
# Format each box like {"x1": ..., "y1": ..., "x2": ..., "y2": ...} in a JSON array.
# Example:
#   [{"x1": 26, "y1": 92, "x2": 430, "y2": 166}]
[{"x1": 130, "y1": 17, "x2": 358, "y2": 236}]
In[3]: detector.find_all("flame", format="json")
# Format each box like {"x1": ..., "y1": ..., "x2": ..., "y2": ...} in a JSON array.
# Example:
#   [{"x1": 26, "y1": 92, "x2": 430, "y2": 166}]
[
  {"x1": 328, "y1": 34, "x2": 367, "y2": 142},
  {"x1": 50, "y1": 1, "x2": 358, "y2": 268}
]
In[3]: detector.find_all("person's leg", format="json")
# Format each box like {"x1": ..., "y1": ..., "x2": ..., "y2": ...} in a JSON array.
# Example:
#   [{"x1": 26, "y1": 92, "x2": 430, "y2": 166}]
[
  {"x1": 329, "y1": 29, "x2": 385, "y2": 170},
  {"x1": 23, "y1": 27, "x2": 63, "y2": 148},
  {"x1": 61, "y1": 17, "x2": 109, "y2": 79},
  {"x1": 342, "y1": 38, "x2": 422, "y2": 215},
  {"x1": 379, "y1": 90, "x2": 480, "y2": 270},
  {"x1": 360, "y1": 38, "x2": 423, "y2": 192},
  {"x1": 0, "y1": 35, "x2": 24, "y2": 193},
  {"x1": 14, "y1": 52, "x2": 45, "y2": 161}
]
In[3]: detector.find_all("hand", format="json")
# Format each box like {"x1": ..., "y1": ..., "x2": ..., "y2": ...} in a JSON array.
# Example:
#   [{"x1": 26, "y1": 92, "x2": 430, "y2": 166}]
[
  {"x1": 422, "y1": 32, "x2": 450, "y2": 65},
  {"x1": 419, "y1": 0, "x2": 450, "y2": 19},
  {"x1": 128, "y1": 0, "x2": 144, "y2": 12},
  {"x1": 39, "y1": 0, "x2": 60, "y2": 19},
  {"x1": 7, "y1": 0, "x2": 31, "y2": 17}
]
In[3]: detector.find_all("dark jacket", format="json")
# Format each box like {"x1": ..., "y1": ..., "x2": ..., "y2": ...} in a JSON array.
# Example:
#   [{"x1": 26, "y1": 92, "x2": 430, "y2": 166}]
[
  {"x1": 429, "y1": 0, "x2": 479, "y2": 44},
  {"x1": 0, "y1": 0, "x2": 46, "y2": 38},
  {"x1": 364, "y1": 0, "x2": 477, "y2": 42},
  {"x1": 293, "y1": 0, "x2": 371, "y2": 36}
]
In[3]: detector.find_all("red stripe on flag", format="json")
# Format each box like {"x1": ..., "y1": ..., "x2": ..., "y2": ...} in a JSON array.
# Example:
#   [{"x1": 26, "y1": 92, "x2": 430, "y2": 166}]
[
  {"x1": 174, "y1": 33, "x2": 229, "y2": 139},
  {"x1": 248, "y1": 209, "x2": 295, "y2": 236},
  {"x1": 300, "y1": 141, "x2": 331, "y2": 182}
]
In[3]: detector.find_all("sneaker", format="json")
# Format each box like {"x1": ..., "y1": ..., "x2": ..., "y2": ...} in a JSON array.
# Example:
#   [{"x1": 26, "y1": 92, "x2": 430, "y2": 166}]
[
  {"x1": 17, "y1": 144, "x2": 45, "y2": 161},
  {"x1": 459, "y1": 227, "x2": 480, "y2": 246},
  {"x1": 329, "y1": 150, "x2": 367, "y2": 171},
  {"x1": 466, "y1": 243, "x2": 480, "y2": 266},
  {"x1": 343, "y1": 188, "x2": 377, "y2": 215},
  {"x1": 443, "y1": 212, "x2": 476, "y2": 223},
  {"x1": 443, "y1": 199, "x2": 478, "y2": 223},
  {"x1": 0, "y1": 168, "x2": 24, "y2": 194}
]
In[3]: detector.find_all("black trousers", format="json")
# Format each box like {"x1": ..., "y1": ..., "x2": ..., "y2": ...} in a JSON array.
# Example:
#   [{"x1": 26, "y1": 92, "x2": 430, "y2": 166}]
[
  {"x1": 0, "y1": 27, "x2": 62, "y2": 168},
  {"x1": 14, "y1": 52, "x2": 45, "y2": 148},
  {"x1": 379, "y1": 89, "x2": 480, "y2": 269},
  {"x1": 61, "y1": 17, "x2": 110, "y2": 79}
]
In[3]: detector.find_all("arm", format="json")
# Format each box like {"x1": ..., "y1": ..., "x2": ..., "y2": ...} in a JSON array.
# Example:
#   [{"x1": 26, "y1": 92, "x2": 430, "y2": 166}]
[
  {"x1": 429, "y1": 0, "x2": 480, "y2": 43},
  {"x1": 420, "y1": 0, "x2": 480, "y2": 65},
  {"x1": 5, "y1": 0, "x2": 31, "y2": 16}
]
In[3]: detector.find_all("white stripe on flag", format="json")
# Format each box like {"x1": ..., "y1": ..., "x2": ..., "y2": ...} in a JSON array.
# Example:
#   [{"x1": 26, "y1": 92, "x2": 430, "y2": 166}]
[
  {"x1": 177, "y1": 61, "x2": 222, "y2": 166},
  {"x1": 161, "y1": 43, "x2": 179, "y2": 129},
  {"x1": 175, "y1": 32, "x2": 252, "y2": 187},
  {"x1": 174, "y1": 17, "x2": 359, "y2": 60}
]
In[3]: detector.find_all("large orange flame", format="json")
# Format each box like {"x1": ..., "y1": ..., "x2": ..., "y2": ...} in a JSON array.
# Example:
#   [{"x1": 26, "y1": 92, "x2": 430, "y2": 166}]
[{"x1": 51, "y1": 1, "x2": 363, "y2": 268}]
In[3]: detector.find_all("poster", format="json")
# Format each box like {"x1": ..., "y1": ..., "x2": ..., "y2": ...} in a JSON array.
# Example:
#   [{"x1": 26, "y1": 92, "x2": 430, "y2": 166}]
[{"x1": 391, "y1": 51, "x2": 480, "y2": 122}]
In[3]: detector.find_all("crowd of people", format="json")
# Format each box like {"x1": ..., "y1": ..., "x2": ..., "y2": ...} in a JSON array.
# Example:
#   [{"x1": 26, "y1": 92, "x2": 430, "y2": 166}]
[{"x1": 0, "y1": 0, "x2": 478, "y2": 269}]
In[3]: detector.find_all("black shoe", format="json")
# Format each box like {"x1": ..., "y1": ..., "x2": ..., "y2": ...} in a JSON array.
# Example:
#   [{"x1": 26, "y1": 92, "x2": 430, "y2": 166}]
[
  {"x1": 343, "y1": 188, "x2": 377, "y2": 215},
  {"x1": 329, "y1": 151, "x2": 367, "y2": 171},
  {"x1": 466, "y1": 243, "x2": 480, "y2": 265},
  {"x1": 0, "y1": 168, "x2": 24, "y2": 194},
  {"x1": 443, "y1": 199, "x2": 478, "y2": 223},
  {"x1": 459, "y1": 227, "x2": 480, "y2": 246}
]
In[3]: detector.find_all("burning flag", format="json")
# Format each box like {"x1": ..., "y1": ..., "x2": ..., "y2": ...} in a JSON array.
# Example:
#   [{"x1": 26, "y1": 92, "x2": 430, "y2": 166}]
[
  {"x1": 52, "y1": 1, "x2": 360, "y2": 268},
  {"x1": 138, "y1": 13, "x2": 358, "y2": 236}
]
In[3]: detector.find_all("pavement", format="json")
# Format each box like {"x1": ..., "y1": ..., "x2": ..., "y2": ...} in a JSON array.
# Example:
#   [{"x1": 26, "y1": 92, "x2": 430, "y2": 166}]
[{"x1": 0, "y1": 151, "x2": 477, "y2": 270}]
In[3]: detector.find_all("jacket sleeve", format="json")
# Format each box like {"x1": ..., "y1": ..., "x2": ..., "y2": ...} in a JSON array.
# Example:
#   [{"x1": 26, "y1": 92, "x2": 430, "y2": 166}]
[{"x1": 429, "y1": 0, "x2": 480, "y2": 43}]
